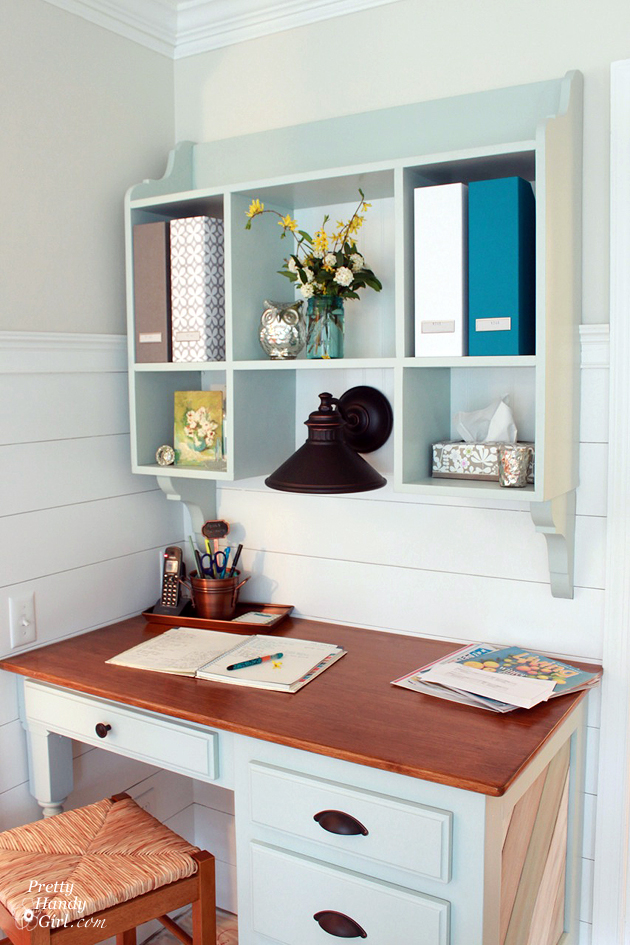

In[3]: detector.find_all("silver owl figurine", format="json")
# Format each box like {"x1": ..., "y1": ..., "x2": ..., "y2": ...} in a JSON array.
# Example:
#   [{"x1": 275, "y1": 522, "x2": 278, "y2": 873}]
[{"x1": 259, "y1": 300, "x2": 306, "y2": 359}]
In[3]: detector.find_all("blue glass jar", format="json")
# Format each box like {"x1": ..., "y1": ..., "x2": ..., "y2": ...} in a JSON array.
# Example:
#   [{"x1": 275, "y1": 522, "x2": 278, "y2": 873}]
[{"x1": 306, "y1": 296, "x2": 344, "y2": 359}]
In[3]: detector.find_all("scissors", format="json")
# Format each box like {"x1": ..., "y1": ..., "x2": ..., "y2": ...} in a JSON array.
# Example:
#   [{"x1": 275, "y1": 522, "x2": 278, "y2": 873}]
[{"x1": 200, "y1": 546, "x2": 231, "y2": 579}]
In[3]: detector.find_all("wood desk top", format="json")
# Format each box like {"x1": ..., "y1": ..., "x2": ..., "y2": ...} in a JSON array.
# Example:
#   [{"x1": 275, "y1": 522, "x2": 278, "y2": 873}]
[{"x1": 0, "y1": 616, "x2": 600, "y2": 797}]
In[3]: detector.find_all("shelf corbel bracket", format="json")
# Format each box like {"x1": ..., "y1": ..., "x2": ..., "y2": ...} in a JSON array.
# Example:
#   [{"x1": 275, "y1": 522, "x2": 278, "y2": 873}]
[
  {"x1": 530, "y1": 490, "x2": 576, "y2": 599},
  {"x1": 157, "y1": 477, "x2": 217, "y2": 546}
]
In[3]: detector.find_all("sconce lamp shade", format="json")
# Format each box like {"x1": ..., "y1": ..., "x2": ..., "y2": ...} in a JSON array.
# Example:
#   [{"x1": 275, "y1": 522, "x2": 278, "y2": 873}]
[{"x1": 265, "y1": 386, "x2": 392, "y2": 495}]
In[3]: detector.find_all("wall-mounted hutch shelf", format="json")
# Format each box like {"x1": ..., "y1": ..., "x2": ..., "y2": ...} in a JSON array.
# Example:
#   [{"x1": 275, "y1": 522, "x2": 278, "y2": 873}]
[{"x1": 124, "y1": 72, "x2": 582, "y2": 598}]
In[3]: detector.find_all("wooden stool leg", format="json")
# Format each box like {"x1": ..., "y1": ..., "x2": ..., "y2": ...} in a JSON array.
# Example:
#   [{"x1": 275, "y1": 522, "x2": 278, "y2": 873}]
[
  {"x1": 116, "y1": 930, "x2": 136, "y2": 945},
  {"x1": 191, "y1": 852, "x2": 216, "y2": 945}
]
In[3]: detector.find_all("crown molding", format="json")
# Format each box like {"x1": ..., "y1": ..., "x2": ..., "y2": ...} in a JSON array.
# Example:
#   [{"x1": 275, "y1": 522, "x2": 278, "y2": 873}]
[
  {"x1": 175, "y1": 0, "x2": 402, "y2": 58},
  {"x1": 42, "y1": 0, "x2": 401, "y2": 58}
]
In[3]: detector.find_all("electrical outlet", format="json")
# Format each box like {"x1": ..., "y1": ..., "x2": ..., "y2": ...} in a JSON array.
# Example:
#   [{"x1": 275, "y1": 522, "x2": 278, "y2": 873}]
[{"x1": 9, "y1": 592, "x2": 37, "y2": 648}]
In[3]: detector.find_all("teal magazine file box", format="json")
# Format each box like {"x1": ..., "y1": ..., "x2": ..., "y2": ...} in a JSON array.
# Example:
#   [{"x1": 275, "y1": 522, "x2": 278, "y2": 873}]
[{"x1": 468, "y1": 176, "x2": 535, "y2": 356}]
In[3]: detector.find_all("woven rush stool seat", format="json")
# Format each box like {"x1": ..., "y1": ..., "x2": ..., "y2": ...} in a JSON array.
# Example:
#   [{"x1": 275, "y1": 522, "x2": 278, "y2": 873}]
[{"x1": 0, "y1": 794, "x2": 215, "y2": 945}]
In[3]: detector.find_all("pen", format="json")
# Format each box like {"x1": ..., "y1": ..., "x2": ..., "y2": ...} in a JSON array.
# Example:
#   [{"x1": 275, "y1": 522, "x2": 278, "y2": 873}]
[
  {"x1": 229, "y1": 543, "x2": 243, "y2": 577},
  {"x1": 220, "y1": 546, "x2": 231, "y2": 578},
  {"x1": 226, "y1": 653, "x2": 283, "y2": 671},
  {"x1": 189, "y1": 536, "x2": 205, "y2": 578}
]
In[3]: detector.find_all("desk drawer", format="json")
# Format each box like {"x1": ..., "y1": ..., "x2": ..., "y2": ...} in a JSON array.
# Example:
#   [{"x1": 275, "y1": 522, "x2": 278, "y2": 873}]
[
  {"x1": 249, "y1": 762, "x2": 452, "y2": 882},
  {"x1": 24, "y1": 681, "x2": 219, "y2": 781},
  {"x1": 251, "y1": 842, "x2": 449, "y2": 945}
]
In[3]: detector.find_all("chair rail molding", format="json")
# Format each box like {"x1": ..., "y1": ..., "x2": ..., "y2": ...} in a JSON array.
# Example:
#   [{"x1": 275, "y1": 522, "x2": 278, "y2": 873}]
[
  {"x1": 41, "y1": 0, "x2": 403, "y2": 57},
  {"x1": 0, "y1": 332, "x2": 127, "y2": 374},
  {"x1": 591, "y1": 56, "x2": 630, "y2": 945}
]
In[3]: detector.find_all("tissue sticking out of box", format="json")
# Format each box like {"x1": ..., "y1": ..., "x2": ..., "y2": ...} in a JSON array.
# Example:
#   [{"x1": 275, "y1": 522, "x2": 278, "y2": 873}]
[
  {"x1": 454, "y1": 397, "x2": 517, "y2": 444},
  {"x1": 432, "y1": 397, "x2": 534, "y2": 485}
]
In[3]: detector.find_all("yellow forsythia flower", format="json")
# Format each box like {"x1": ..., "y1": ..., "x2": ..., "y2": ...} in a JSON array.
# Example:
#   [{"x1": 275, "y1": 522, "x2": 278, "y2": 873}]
[
  {"x1": 278, "y1": 214, "x2": 298, "y2": 231},
  {"x1": 246, "y1": 198, "x2": 265, "y2": 218},
  {"x1": 313, "y1": 228, "x2": 329, "y2": 253}
]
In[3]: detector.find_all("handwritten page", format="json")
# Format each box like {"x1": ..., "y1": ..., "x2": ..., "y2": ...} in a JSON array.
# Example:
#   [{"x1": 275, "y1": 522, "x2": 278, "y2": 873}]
[
  {"x1": 197, "y1": 635, "x2": 343, "y2": 687},
  {"x1": 422, "y1": 663, "x2": 556, "y2": 709},
  {"x1": 106, "y1": 627, "x2": 250, "y2": 676}
]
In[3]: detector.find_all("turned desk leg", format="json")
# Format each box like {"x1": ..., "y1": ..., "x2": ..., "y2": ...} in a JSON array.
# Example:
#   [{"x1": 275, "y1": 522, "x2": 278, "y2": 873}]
[{"x1": 25, "y1": 728, "x2": 73, "y2": 817}]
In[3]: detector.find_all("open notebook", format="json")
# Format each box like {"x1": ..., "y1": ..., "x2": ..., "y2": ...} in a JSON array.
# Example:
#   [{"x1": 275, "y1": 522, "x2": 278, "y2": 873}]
[{"x1": 106, "y1": 627, "x2": 346, "y2": 693}]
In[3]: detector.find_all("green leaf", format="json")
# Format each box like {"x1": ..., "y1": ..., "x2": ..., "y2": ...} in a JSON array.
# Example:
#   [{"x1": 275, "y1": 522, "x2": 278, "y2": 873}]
[
  {"x1": 363, "y1": 275, "x2": 382, "y2": 292},
  {"x1": 298, "y1": 231, "x2": 313, "y2": 244}
]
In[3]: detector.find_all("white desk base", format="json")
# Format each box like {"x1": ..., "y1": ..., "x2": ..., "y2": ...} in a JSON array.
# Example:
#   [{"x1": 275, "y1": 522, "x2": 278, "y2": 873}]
[{"x1": 17, "y1": 678, "x2": 586, "y2": 945}]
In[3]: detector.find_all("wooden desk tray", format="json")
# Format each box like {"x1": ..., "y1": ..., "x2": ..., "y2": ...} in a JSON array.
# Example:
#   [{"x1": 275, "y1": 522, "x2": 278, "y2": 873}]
[{"x1": 142, "y1": 602, "x2": 293, "y2": 633}]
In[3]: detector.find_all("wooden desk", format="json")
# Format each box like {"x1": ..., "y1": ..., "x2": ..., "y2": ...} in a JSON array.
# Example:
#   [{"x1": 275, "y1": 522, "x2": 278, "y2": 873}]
[{"x1": 1, "y1": 616, "x2": 597, "y2": 945}]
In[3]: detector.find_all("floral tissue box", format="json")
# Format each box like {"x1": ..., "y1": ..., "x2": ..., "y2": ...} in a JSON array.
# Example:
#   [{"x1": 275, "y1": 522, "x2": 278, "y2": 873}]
[{"x1": 432, "y1": 441, "x2": 535, "y2": 482}]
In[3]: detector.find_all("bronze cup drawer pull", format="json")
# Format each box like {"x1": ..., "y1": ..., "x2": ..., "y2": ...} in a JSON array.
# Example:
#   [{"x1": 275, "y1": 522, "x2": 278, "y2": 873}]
[
  {"x1": 95, "y1": 723, "x2": 112, "y2": 739},
  {"x1": 313, "y1": 911, "x2": 367, "y2": 938},
  {"x1": 313, "y1": 809, "x2": 369, "y2": 836}
]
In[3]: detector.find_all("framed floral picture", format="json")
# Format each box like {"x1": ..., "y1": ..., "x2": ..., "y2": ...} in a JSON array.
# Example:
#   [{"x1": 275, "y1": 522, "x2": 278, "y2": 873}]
[{"x1": 174, "y1": 390, "x2": 225, "y2": 469}]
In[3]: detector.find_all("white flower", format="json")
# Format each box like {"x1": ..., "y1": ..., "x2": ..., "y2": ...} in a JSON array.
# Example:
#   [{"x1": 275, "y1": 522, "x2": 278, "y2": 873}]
[
  {"x1": 287, "y1": 257, "x2": 299, "y2": 273},
  {"x1": 312, "y1": 249, "x2": 325, "y2": 259},
  {"x1": 323, "y1": 253, "x2": 337, "y2": 267},
  {"x1": 333, "y1": 266, "x2": 354, "y2": 287},
  {"x1": 350, "y1": 253, "x2": 364, "y2": 272},
  {"x1": 303, "y1": 267, "x2": 315, "y2": 282},
  {"x1": 300, "y1": 283, "x2": 315, "y2": 299}
]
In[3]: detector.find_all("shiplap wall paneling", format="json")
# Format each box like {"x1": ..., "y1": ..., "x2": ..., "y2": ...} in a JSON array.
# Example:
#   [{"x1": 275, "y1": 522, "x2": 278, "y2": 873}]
[
  {"x1": 0, "y1": 333, "x2": 184, "y2": 837},
  {"x1": 193, "y1": 782, "x2": 237, "y2": 914},
  {"x1": 0, "y1": 372, "x2": 130, "y2": 443},
  {"x1": 0, "y1": 435, "x2": 156, "y2": 517},
  {"x1": 193, "y1": 806, "x2": 237, "y2": 913}
]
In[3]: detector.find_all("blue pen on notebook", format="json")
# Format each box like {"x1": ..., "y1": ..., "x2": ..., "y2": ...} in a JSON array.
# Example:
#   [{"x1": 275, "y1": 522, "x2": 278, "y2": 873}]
[{"x1": 226, "y1": 653, "x2": 283, "y2": 671}]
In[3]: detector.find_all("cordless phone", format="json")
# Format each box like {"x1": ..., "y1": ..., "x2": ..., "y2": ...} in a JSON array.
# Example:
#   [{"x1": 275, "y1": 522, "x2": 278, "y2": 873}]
[{"x1": 153, "y1": 546, "x2": 187, "y2": 616}]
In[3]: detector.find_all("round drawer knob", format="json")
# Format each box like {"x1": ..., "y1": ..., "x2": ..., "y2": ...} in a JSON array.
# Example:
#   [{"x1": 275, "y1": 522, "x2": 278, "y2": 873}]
[
  {"x1": 313, "y1": 809, "x2": 368, "y2": 836},
  {"x1": 313, "y1": 911, "x2": 367, "y2": 938},
  {"x1": 95, "y1": 723, "x2": 112, "y2": 739}
]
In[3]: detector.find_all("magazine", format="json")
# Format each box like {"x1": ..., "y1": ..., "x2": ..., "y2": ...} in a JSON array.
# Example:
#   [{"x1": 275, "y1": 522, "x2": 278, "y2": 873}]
[{"x1": 392, "y1": 643, "x2": 601, "y2": 712}]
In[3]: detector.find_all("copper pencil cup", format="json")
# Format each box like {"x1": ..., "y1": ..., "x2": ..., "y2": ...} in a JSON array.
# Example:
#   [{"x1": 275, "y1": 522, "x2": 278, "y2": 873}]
[{"x1": 190, "y1": 571, "x2": 249, "y2": 620}]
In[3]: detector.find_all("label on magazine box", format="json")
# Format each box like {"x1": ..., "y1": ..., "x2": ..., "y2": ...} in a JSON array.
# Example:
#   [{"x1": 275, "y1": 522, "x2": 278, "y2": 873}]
[{"x1": 475, "y1": 316, "x2": 511, "y2": 332}]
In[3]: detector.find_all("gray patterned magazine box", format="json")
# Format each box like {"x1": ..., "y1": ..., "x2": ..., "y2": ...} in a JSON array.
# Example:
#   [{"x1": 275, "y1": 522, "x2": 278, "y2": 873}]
[
  {"x1": 432, "y1": 441, "x2": 534, "y2": 482},
  {"x1": 170, "y1": 216, "x2": 225, "y2": 362}
]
